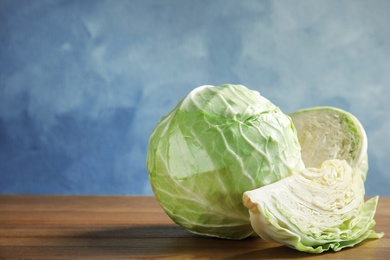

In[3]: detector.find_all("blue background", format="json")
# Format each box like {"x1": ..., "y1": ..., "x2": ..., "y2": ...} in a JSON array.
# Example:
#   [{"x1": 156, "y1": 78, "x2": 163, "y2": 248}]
[{"x1": 1, "y1": 0, "x2": 389, "y2": 196}]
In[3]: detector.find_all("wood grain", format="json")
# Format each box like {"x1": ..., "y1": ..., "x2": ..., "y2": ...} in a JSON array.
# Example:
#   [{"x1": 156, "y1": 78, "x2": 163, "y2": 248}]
[{"x1": 0, "y1": 195, "x2": 388, "y2": 259}]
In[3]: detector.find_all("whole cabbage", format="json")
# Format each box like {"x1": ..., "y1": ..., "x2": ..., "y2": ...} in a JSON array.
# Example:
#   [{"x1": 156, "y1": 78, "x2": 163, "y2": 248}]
[{"x1": 146, "y1": 84, "x2": 304, "y2": 239}]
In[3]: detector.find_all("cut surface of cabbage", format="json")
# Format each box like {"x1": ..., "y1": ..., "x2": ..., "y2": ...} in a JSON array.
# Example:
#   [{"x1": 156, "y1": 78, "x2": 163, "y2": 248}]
[
  {"x1": 289, "y1": 107, "x2": 368, "y2": 180},
  {"x1": 243, "y1": 159, "x2": 383, "y2": 253}
]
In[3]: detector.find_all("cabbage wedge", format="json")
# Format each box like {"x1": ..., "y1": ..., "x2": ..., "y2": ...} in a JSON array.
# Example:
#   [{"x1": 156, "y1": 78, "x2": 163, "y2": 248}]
[{"x1": 243, "y1": 159, "x2": 383, "y2": 253}]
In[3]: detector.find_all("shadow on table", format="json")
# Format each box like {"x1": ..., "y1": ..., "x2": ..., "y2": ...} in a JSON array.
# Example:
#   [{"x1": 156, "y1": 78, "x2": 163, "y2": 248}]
[{"x1": 73, "y1": 225, "x2": 319, "y2": 259}]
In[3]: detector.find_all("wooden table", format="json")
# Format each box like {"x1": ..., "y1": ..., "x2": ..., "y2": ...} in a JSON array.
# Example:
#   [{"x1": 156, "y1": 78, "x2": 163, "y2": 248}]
[{"x1": 0, "y1": 195, "x2": 388, "y2": 259}]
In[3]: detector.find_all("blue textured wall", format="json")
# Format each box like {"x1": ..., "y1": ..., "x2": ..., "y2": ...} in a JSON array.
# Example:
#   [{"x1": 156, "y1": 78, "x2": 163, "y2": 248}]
[{"x1": 1, "y1": 0, "x2": 389, "y2": 196}]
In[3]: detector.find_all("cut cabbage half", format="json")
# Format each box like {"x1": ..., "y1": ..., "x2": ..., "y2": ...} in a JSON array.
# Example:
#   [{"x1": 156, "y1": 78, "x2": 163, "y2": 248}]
[
  {"x1": 243, "y1": 159, "x2": 383, "y2": 253},
  {"x1": 289, "y1": 107, "x2": 368, "y2": 180}
]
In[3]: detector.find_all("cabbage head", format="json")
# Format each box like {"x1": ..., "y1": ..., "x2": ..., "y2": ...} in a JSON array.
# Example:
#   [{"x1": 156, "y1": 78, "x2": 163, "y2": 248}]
[{"x1": 146, "y1": 84, "x2": 304, "y2": 239}]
